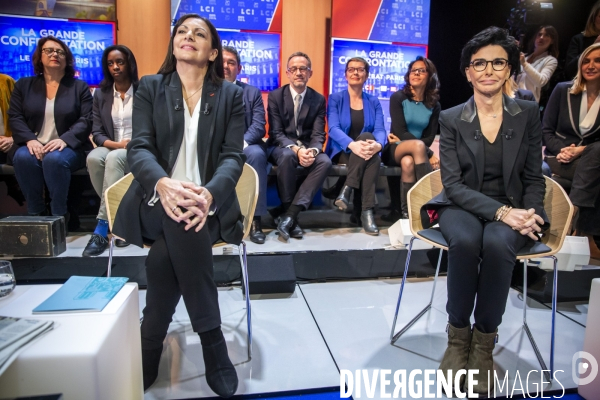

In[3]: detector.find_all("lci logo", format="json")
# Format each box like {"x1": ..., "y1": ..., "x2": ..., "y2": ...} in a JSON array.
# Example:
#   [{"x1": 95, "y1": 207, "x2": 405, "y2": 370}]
[{"x1": 572, "y1": 351, "x2": 599, "y2": 386}]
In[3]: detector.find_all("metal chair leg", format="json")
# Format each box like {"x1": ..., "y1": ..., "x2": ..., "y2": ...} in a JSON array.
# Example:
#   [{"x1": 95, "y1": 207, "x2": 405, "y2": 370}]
[
  {"x1": 390, "y1": 238, "x2": 443, "y2": 344},
  {"x1": 238, "y1": 241, "x2": 252, "y2": 360},
  {"x1": 522, "y1": 256, "x2": 557, "y2": 382},
  {"x1": 107, "y1": 236, "x2": 115, "y2": 277}
]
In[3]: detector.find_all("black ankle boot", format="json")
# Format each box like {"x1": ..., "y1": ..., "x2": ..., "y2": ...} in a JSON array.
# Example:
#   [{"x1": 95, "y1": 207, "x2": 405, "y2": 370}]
[
  {"x1": 334, "y1": 185, "x2": 353, "y2": 210},
  {"x1": 361, "y1": 209, "x2": 379, "y2": 235},
  {"x1": 322, "y1": 176, "x2": 347, "y2": 200},
  {"x1": 400, "y1": 182, "x2": 415, "y2": 219},
  {"x1": 142, "y1": 346, "x2": 163, "y2": 391},
  {"x1": 200, "y1": 327, "x2": 238, "y2": 398}
]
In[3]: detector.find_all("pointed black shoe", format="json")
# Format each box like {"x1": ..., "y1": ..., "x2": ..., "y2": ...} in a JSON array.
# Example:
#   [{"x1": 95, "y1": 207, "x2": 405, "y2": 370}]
[
  {"x1": 322, "y1": 177, "x2": 347, "y2": 200},
  {"x1": 250, "y1": 218, "x2": 266, "y2": 244},
  {"x1": 115, "y1": 239, "x2": 130, "y2": 247},
  {"x1": 361, "y1": 209, "x2": 379, "y2": 236},
  {"x1": 201, "y1": 330, "x2": 238, "y2": 398},
  {"x1": 290, "y1": 221, "x2": 304, "y2": 239},
  {"x1": 82, "y1": 233, "x2": 109, "y2": 257},
  {"x1": 142, "y1": 346, "x2": 163, "y2": 391},
  {"x1": 334, "y1": 185, "x2": 353, "y2": 210},
  {"x1": 277, "y1": 215, "x2": 295, "y2": 241}
]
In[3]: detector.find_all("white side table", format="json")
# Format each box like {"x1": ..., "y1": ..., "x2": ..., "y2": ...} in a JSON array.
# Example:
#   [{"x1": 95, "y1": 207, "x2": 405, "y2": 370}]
[{"x1": 0, "y1": 283, "x2": 143, "y2": 400}]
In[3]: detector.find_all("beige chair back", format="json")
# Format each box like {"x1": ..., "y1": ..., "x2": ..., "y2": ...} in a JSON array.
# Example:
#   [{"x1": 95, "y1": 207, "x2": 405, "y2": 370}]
[
  {"x1": 407, "y1": 170, "x2": 443, "y2": 238},
  {"x1": 105, "y1": 172, "x2": 134, "y2": 236}
]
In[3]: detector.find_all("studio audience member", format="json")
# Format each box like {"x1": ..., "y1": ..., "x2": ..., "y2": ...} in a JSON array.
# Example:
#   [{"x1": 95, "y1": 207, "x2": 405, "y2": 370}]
[
  {"x1": 112, "y1": 14, "x2": 244, "y2": 397},
  {"x1": 9, "y1": 36, "x2": 93, "y2": 221},
  {"x1": 565, "y1": 1, "x2": 600, "y2": 80},
  {"x1": 543, "y1": 43, "x2": 600, "y2": 259},
  {"x1": 267, "y1": 52, "x2": 331, "y2": 241},
  {"x1": 0, "y1": 73, "x2": 16, "y2": 162},
  {"x1": 222, "y1": 45, "x2": 268, "y2": 244},
  {"x1": 327, "y1": 57, "x2": 385, "y2": 235},
  {"x1": 424, "y1": 27, "x2": 546, "y2": 395},
  {"x1": 383, "y1": 56, "x2": 440, "y2": 221},
  {"x1": 82, "y1": 45, "x2": 139, "y2": 256}
]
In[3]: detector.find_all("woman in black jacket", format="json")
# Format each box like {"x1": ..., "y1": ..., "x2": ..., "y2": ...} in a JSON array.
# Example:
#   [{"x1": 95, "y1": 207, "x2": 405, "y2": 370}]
[
  {"x1": 9, "y1": 36, "x2": 92, "y2": 219},
  {"x1": 82, "y1": 45, "x2": 139, "y2": 257},
  {"x1": 565, "y1": 1, "x2": 600, "y2": 80},
  {"x1": 112, "y1": 14, "x2": 245, "y2": 397},
  {"x1": 426, "y1": 27, "x2": 546, "y2": 395},
  {"x1": 543, "y1": 43, "x2": 600, "y2": 259}
]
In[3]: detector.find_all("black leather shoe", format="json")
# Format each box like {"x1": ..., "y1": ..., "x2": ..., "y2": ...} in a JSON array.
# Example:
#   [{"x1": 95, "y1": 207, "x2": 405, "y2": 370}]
[
  {"x1": 290, "y1": 221, "x2": 304, "y2": 239},
  {"x1": 361, "y1": 209, "x2": 379, "y2": 236},
  {"x1": 201, "y1": 330, "x2": 239, "y2": 398},
  {"x1": 322, "y1": 177, "x2": 346, "y2": 200},
  {"x1": 334, "y1": 185, "x2": 353, "y2": 210},
  {"x1": 82, "y1": 234, "x2": 109, "y2": 257},
  {"x1": 401, "y1": 212, "x2": 409, "y2": 219},
  {"x1": 142, "y1": 346, "x2": 163, "y2": 391},
  {"x1": 250, "y1": 218, "x2": 266, "y2": 244},
  {"x1": 277, "y1": 215, "x2": 295, "y2": 241},
  {"x1": 115, "y1": 238, "x2": 130, "y2": 248},
  {"x1": 381, "y1": 209, "x2": 402, "y2": 223}
]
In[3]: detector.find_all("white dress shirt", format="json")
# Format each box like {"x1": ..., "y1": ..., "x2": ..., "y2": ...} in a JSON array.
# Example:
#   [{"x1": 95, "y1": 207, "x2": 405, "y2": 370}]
[
  {"x1": 287, "y1": 85, "x2": 319, "y2": 155},
  {"x1": 171, "y1": 99, "x2": 202, "y2": 185},
  {"x1": 111, "y1": 84, "x2": 134, "y2": 142},
  {"x1": 37, "y1": 98, "x2": 59, "y2": 144}
]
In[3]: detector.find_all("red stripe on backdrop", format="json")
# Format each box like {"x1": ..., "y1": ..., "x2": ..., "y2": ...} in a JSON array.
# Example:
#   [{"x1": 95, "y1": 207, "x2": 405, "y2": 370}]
[
  {"x1": 268, "y1": 0, "x2": 283, "y2": 32},
  {"x1": 332, "y1": 0, "x2": 382, "y2": 40}
]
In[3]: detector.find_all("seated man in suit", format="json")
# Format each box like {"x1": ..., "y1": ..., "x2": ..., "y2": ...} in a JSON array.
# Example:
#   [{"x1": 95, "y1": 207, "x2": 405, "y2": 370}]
[
  {"x1": 267, "y1": 52, "x2": 331, "y2": 241},
  {"x1": 222, "y1": 46, "x2": 268, "y2": 244}
]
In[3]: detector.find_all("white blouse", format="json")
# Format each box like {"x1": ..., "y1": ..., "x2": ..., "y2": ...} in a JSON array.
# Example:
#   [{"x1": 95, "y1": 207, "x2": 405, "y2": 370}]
[
  {"x1": 171, "y1": 99, "x2": 202, "y2": 185},
  {"x1": 111, "y1": 84, "x2": 134, "y2": 142},
  {"x1": 37, "y1": 98, "x2": 59, "y2": 144},
  {"x1": 516, "y1": 52, "x2": 558, "y2": 103},
  {"x1": 579, "y1": 85, "x2": 600, "y2": 136}
]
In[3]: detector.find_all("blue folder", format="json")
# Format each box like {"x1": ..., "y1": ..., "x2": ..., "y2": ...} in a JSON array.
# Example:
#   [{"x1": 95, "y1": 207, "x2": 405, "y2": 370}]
[{"x1": 33, "y1": 276, "x2": 129, "y2": 314}]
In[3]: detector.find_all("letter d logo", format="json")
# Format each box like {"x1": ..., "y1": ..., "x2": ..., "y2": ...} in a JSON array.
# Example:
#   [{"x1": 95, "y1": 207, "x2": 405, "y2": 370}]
[{"x1": 572, "y1": 351, "x2": 599, "y2": 386}]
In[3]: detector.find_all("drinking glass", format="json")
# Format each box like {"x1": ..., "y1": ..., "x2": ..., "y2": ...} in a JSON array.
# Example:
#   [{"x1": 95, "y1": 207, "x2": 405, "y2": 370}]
[{"x1": 0, "y1": 261, "x2": 16, "y2": 298}]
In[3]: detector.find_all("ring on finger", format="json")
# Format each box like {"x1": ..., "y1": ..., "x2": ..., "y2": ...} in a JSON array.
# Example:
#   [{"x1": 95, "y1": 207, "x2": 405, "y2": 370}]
[{"x1": 172, "y1": 206, "x2": 177, "y2": 213}]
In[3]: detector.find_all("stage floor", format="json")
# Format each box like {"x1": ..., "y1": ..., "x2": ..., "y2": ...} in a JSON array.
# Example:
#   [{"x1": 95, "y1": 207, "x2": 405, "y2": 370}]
[{"x1": 141, "y1": 277, "x2": 586, "y2": 399}]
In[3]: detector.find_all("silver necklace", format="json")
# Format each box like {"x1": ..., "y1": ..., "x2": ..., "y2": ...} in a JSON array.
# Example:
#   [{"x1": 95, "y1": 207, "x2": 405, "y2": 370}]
[{"x1": 184, "y1": 85, "x2": 203, "y2": 101}]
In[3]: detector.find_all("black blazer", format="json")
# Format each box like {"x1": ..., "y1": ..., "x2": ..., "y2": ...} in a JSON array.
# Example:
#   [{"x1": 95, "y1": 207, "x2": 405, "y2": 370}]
[
  {"x1": 422, "y1": 95, "x2": 546, "y2": 228},
  {"x1": 8, "y1": 75, "x2": 93, "y2": 151},
  {"x1": 235, "y1": 81, "x2": 266, "y2": 147},
  {"x1": 112, "y1": 72, "x2": 246, "y2": 247},
  {"x1": 91, "y1": 84, "x2": 138, "y2": 146},
  {"x1": 266, "y1": 84, "x2": 326, "y2": 151},
  {"x1": 542, "y1": 82, "x2": 600, "y2": 156}
]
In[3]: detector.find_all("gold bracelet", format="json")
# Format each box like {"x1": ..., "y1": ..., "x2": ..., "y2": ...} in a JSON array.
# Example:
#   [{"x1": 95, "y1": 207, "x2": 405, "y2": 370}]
[
  {"x1": 500, "y1": 206, "x2": 513, "y2": 221},
  {"x1": 494, "y1": 205, "x2": 506, "y2": 221}
]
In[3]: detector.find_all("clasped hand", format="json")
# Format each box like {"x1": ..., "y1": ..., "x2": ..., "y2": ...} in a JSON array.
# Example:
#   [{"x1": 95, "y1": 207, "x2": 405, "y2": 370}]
[
  {"x1": 157, "y1": 177, "x2": 213, "y2": 232},
  {"x1": 27, "y1": 138, "x2": 67, "y2": 160},
  {"x1": 502, "y1": 208, "x2": 544, "y2": 241},
  {"x1": 296, "y1": 147, "x2": 315, "y2": 167},
  {"x1": 556, "y1": 144, "x2": 584, "y2": 163},
  {"x1": 348, "y1": 139, "x2": 381, "y2": 160}
]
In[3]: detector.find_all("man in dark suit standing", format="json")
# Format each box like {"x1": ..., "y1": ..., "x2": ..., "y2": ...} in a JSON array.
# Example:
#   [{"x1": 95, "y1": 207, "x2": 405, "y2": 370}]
[
  {"x1": 267, "y1": 52, "x2": 331, "y2": 241},
  {"x1": 222, "y1": 46, "x2": 267, "y2": 244}
]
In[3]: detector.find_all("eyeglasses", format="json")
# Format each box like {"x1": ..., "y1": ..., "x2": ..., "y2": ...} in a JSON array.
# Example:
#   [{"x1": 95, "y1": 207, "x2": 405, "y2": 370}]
[
  {"x1": 469, "y1": 58, "x2": 509, "y2": 72},
  {"x1": 347, "y1": 67, "x2": 366, "y2": 74},
  {"x1": 41, "y1": 48, "x2": 66, "y2": 58},
  {"x1": 410, "y1": 68, "x2": 427, "y2": 75},
  {"x1": 287, "y1": 66, "x2": 310, "y2": 74}
]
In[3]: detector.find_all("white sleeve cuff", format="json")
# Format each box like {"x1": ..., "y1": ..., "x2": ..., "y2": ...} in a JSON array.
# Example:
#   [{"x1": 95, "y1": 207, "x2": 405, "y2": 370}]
[{"x1": 147, "y1": 182, "x2": 160, "y2": 206}]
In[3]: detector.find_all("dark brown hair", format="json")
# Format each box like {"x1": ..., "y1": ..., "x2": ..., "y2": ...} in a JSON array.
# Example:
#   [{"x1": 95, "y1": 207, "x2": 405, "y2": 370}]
[
  {"x1": 99, "y1": 45, "x2": 139, "y2": 91},
  {"x1": 158, "y1": 13, "x2": 223, "y2": 85},
  {"x1": 402, "y1": 56, "x2": 440, "y2": 109},
  {"x1": 527, "y1": 25, "x2": 559, "y2": 59},
  {"x1": 32, "y1": 36, "x2": 76, "y2": 78},
  {"x1": 344, "y1": 57, "x2": 370, "y2": 77}
]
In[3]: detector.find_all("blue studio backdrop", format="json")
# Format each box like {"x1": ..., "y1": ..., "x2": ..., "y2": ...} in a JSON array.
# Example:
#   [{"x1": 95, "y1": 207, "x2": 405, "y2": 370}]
[
  {"x1": 0, "y1": 14, "x2": 115, "y2": 86},
  {"x1": 369, "y1": 0, "x2": 430, "y2": 45}
]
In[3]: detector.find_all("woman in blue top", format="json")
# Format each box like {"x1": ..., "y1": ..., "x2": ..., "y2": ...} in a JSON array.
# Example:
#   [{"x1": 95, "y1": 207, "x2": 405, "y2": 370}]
[
  {"x1": 327, "y1": 57, "x2": 386, "y2": 235},
  {"x1": 382, "y1": 56, "x2": 441, "y2": 220}
]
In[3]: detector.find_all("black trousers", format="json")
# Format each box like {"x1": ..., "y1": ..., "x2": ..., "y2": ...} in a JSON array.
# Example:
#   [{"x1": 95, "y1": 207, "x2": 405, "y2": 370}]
[
  {"x1": 333, "y1": 132, "x2": 381, "y2": 210},
  {"x1": 139, "y1": 201, "x2": 222, "y2": 350},
  {"x1": 571, "y1": 142, "x2": 600, "y2": 235},
  {"x1": 438, "y1": 206, "x2": 530, "y2": 333},
  {"x1": 269, "y1": 146, "x2": 332, "y2": 209}
]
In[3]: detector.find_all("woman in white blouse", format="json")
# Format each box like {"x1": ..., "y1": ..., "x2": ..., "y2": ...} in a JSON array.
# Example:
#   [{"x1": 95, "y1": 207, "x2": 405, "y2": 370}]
[
  {"x1": 516, "y1": 25, "x2": 559, "y2": 103},
  {"x1": 542, "y1": 43, "x2": 600, "y2": 259},
  {"x1": 82, "y1": 45, "x2": 139, "y2": 257}
]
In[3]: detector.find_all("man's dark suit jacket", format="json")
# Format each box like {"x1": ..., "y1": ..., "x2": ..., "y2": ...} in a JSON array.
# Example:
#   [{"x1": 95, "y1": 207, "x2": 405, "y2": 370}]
[
  {"x1": 267, "y1": 84, "x2": 326, "y2": 151},
  {"x1": 113, "y1": 72, "x2": 246, "y2": 247},
  {"x1": 8, "y1": 75, "x2": 93, "y2": 151},
  {"x1": 422, "y1": 94, "x2": 546, "y2": 228},
  {"x1": 542, "y1": 82, "x2": 600, "y2": 156},
  {"x1": 91, "y1": 84, "x2": 138, "y2": 146},
  {"x1": 235, "y1": 81, "x2": 266, "y2": 146}
]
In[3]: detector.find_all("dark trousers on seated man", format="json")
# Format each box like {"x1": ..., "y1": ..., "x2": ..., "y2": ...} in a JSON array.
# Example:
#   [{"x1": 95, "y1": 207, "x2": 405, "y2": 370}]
[{"x1": 268, "y1": 145, "x2": 331, "y2": 240}]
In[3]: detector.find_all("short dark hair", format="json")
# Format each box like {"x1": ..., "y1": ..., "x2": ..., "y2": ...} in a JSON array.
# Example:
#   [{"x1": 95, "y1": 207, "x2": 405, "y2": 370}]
[
  {"x1": 158, "y1": 13, "x2": 224, "y2": 85},
  {"x1": 459, "y1": 26, "x2": 519, "y2": 78},
  {"x1": 99, "y1": 45, "x2": 140, "y2": 91},
  {"x1": 345, "y1": 57, "x2": 370, "y2": 77},
  {"x1": 32, "y1": 36, "x2": 76, "y2": 78},
  {"x1": 287, "y1": 52, "x2": 311, "y2": 69},
  {"x1": 222, "y1": 46, "x2": 241, "y2": 65},
  {"x1": 402, "y1": 56, "x2": 440, "y2": 109},
  {"x1": 527, "y1": 25, "x2": 559, "y2": 59}
]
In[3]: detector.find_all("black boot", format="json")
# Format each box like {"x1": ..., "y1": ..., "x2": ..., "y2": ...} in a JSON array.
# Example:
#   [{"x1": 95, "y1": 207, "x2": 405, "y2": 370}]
[
  {"x1": 414, "y1": 162, "x2": 433, "y2": 181},
  {"x1": 334, "y1": 185, "x2": 353, "y2": 210},
  {"x1": 142, "y1": 346, "x2": 163, "y2": 391},
  {"x1": 200, "y1": 327, "x2": 238, "y2": 398},
  {"x1": 322, "y1": 177, "x2": 346, "y2": 200},
  {"x1": 400, "y1": 182, "x2": 415, "y2": 219},
  {"x1": 361, "y1": 209, "x2": 379, "y2": 235},
  {"x1": 249, "y1": 216, "x2": 266, "y2": 244},
  {"x1": 382, "y1": 176, "x2": 402, "y2": 222}
]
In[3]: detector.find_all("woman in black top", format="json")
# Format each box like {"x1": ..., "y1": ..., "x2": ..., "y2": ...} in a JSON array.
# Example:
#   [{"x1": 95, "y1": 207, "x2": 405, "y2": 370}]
[
  {"x1": 565, "y1": 1, "x2": 600, "y2": 80},
  {"x1": 424, "y1": 27, "x2": 546, "y2": 395}
]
